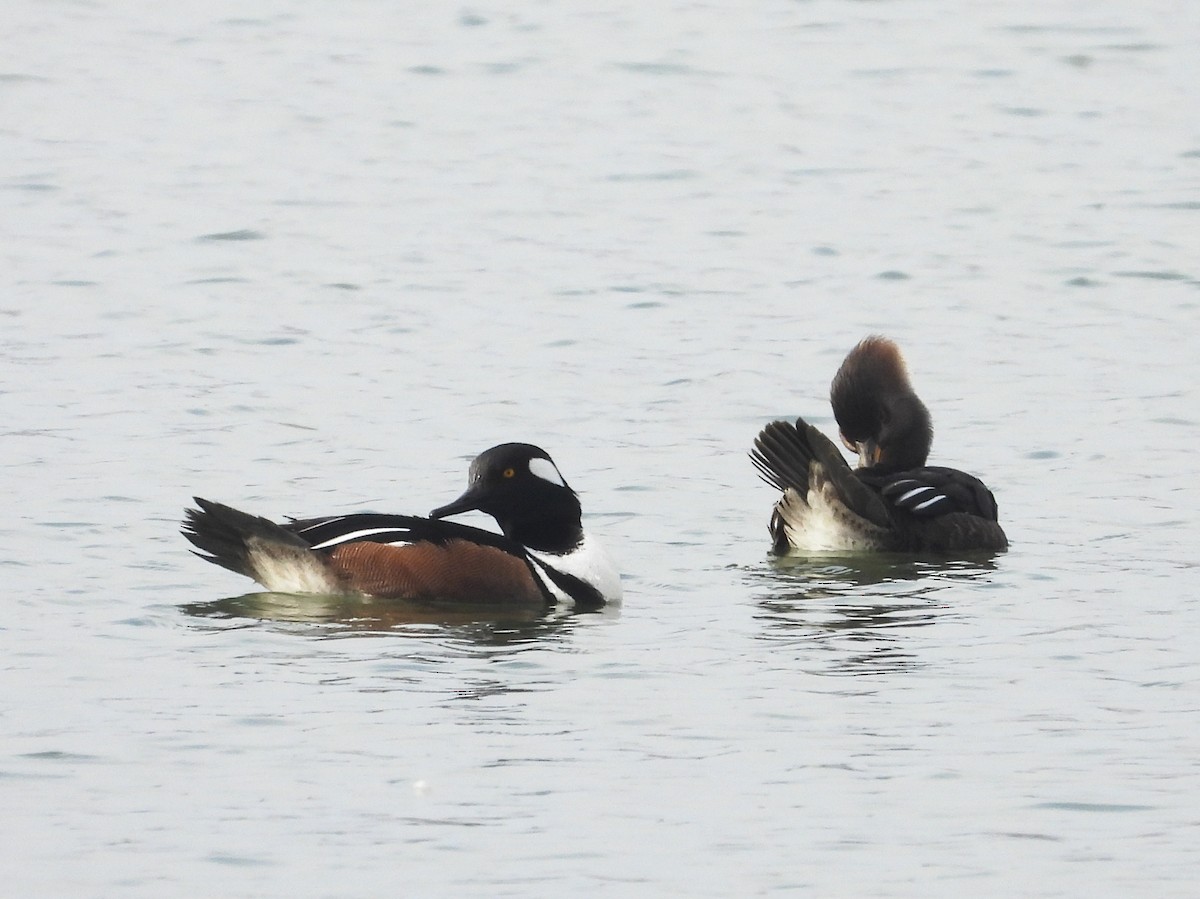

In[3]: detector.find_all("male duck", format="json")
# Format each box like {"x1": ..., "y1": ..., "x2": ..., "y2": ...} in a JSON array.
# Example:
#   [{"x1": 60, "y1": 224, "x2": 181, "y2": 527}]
[{"x1": 183, "y1": 442, "x2": 622, "y2": 608}]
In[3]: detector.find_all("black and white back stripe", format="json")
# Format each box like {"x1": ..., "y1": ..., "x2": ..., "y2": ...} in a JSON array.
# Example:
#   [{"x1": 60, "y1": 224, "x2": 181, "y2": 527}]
[{"x1": 287, "y1": 513, "x2": 527, "y2": 557}]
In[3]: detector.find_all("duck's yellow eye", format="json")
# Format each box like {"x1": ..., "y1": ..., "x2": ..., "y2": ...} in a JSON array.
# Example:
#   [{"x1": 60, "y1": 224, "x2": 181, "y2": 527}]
[{"x1": 503, "y1": 467, "x2": 516, "y2": 478}]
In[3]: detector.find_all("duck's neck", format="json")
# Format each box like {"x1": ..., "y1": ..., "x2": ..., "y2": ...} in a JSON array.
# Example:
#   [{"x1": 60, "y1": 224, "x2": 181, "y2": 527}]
[{"x1": 497, "y1": 497, "x2": 585, "y2": 554}]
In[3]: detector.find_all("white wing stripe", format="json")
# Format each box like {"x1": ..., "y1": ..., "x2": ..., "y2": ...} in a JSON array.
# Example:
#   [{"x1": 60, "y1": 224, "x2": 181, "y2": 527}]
[
  {"x1": 912, "y1": 495, "x2": 947, "y2": 512},
  {"x1": 896, "y1": 486, "x2": 936, "y2": 504},
  {"x1": 296, "y1": 515, "x2": 348, "y2": 532},
  {"x1": 310, "y1": 527, "x2": 413, "y2": 550}
]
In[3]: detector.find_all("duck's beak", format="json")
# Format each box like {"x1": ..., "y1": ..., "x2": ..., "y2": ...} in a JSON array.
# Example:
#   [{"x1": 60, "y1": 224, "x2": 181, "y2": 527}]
[
  {"x1": 856, "y1": 439, "x2": 882, "y2": 469},
  {"x1": 430, "y1": 482, "x2": 487, "y2": 519}
]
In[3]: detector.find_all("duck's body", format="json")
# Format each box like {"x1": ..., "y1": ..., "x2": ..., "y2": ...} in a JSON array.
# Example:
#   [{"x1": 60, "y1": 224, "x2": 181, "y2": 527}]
[
  {"x1": 183, "y1": 443, "x2": 621, "y2": 608},
  {"x1": 751, "y1": 337, "x2": 1007, "y2": 554}
]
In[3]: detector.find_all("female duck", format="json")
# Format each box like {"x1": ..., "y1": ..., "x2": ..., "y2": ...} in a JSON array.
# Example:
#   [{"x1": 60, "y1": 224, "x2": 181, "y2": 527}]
[{"x1": 751, "y1": 336, "x2": 1008, "y2": 553}]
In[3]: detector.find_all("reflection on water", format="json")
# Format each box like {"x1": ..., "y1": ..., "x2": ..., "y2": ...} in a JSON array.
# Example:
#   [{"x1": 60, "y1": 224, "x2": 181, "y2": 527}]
[
  {"x1": 749, "y1": 553, "x2": 1003, "y2": 676},
  {"x1": 763, "y1": 551, "x2": 1003, "y2": 587},
  {"x1": 181, "y1": 591, "x2": 606, "y2": 646}
]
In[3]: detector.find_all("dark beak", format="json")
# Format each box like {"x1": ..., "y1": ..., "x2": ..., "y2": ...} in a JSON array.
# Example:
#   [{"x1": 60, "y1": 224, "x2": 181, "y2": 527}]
[{"x1": 430, "y1": 482, "x2": 486, "y2": 519}]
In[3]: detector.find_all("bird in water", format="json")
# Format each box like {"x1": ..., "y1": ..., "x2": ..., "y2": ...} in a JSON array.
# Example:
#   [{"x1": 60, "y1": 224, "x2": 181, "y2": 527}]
[
  {"x1": 751, "y1": 336, "x2": 1008, "y2": 553},
  {"x1": 182, "y1": 442, "x2": 622, "y2": 608}
]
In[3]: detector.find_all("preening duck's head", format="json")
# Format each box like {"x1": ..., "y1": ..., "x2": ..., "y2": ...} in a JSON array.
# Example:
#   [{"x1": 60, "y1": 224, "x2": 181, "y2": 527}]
[{"x1": 830, "y1": 336, "x2": 932, "y2": 471}]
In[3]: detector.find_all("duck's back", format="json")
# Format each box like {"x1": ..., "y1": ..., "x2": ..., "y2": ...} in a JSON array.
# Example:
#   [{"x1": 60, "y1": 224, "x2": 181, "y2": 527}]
[{"x1": 857, "y1": 465, "x2": 1008, "y2": 552}]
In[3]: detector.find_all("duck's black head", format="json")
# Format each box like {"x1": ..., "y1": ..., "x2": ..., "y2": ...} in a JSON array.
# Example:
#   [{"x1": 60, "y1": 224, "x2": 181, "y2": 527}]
[
  {"x1": 830, "y1": 336, "x2": 932, "y2": 471},
  {"x1": 430, "y1": 442, "x2": 584, "y2": 553}
]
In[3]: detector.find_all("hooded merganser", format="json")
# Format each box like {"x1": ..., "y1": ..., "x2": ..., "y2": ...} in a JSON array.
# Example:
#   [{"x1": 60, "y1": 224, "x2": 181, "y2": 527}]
[
  {"x1": 751, "y1": 336, "x2": 1008, "y2": 554},
  {"x1": 182, "y1": 443, "x2": 622, "y2": 608}
]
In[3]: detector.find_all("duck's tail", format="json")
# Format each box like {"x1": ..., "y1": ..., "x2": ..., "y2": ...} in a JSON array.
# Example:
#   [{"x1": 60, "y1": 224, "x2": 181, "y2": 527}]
[{"x1": 182, "y1": 497, "x2": 340, "y2": 593}]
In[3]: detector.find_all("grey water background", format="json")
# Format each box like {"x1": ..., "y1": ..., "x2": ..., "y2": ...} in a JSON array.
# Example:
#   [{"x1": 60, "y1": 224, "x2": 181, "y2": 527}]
[{"x1": 3, "y1": 1, "x2": 1198, "y2": 895}]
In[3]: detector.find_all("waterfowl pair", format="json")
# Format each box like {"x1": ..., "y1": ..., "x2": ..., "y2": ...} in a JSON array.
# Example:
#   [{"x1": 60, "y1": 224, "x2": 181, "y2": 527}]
[
  {"x1": 183, "y1": 443, "x2": 622, "y2": 609},
  {"x1": 752, "y1": 336, "x2": 1008, "y2": 553},
  {"x1": 183, "y1": 338, "x2": 1005, "y2": 606}
]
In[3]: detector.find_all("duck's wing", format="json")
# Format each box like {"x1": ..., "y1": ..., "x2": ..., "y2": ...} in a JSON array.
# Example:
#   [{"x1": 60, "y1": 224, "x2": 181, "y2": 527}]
[
  {"x1": 184, "y1": 499, "x2": 552, "y2": 601},
  {"x1": 751, "y1": 419, "x2": 898, "y2": 551},
  {"x1": 283, "y1": 512, "x2": 524, "y2": 555},
  {"x1": 864, "y1": 467, "x2": 1000, "y2": 522},
  {"x1": 752, "y1": 420, "x2": 893, "y2": 525},
  {"x1": 857, "y1": 467, "x2": 1008, "y2": 551}
]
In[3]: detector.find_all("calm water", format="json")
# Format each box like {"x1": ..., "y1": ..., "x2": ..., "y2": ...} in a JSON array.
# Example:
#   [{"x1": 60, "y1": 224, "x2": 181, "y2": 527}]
[{"x1": 4, "y1": 1, "x2": 1199, "y2": 895}]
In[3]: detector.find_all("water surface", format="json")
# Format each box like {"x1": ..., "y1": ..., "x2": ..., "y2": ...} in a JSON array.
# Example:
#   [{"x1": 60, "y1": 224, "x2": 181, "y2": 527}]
[{"x1": 3, "y1": 1, "x2": 1198, "y2": 896}]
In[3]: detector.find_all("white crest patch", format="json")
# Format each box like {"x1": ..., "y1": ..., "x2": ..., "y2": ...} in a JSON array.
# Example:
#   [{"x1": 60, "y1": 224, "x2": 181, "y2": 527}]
[{"x1": 528, "y1": 456, "x2": 566, "y2": 487}]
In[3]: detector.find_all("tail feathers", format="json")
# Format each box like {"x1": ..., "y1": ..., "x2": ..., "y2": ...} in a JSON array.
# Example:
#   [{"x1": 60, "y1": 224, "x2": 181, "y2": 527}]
[{"x1": 183, "y1": 497, "x2": 339, "y2": 592}]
